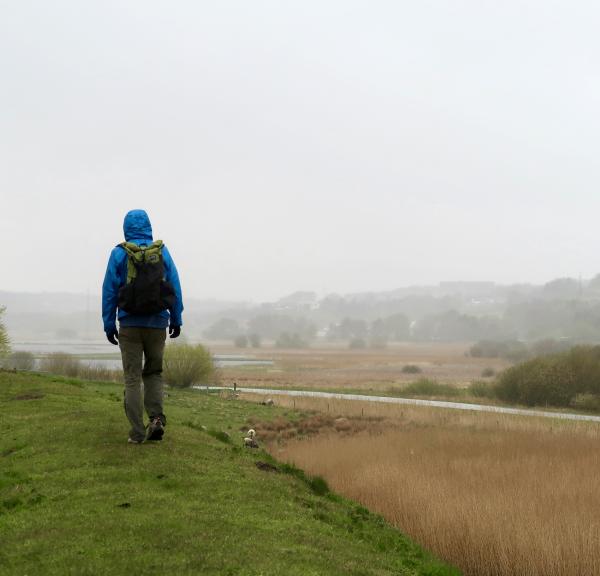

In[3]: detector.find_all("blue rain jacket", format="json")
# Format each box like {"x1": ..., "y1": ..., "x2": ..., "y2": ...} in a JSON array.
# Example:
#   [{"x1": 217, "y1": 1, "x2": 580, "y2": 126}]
[{"x1": 102, "y1": 210, "x2": 184, "y2": 333}]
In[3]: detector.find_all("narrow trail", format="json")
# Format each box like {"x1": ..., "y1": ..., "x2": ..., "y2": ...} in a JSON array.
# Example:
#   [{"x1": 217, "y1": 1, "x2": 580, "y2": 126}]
[{"x1": 200, "y1": 386, "x2": 600, "y2": 424}]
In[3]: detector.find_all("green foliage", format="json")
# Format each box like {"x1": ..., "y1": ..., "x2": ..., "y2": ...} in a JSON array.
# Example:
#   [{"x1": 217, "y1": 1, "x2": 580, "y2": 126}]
[
  {"x1": 468, "y1": 380, "x2": 496, "y2": 398},
  {"x1": 163, "y1": 343, "x2": 214, "y2": 388},
  {"x1": 307, "y1": 475, "x2": 330, "y2": 496},
  {"x1": 0, "y1": 306, "x2": 10, "y2": 359},
  {"x1": 495, "y1": 346, "x2": 600, "y2": 407},
  {"x1": 276, "y1": 461, "x2": 330, "y2": 496},
  {"x1": 206, "y1": 428, "x2": 231, "y2": 443},
  {"x1": 402, "y1": 364, "x2": 422, "y2": 374},
  {"x1": 37, "y1": 346, "x2": 211, "y2": 387},
  {"x1": 403, "y1": 379, "x2": 461, "y2": 397}
]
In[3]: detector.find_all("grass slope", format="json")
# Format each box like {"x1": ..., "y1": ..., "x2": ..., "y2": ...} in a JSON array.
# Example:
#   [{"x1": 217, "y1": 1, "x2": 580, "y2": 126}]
[{"x1": 0, "y1": 372, "x2": 458, "y2": 576}]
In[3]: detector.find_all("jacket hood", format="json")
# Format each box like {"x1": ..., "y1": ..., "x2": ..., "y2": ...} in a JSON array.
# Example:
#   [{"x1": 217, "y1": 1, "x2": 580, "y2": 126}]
[{"x1": 123, "y1": 210, "x2": 153, "y2": 243}]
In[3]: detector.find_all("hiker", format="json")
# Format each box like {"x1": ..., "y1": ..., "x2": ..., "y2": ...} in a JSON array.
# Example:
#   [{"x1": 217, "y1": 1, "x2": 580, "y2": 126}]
[{"x1": 102, "y1": 209, "x2": 183, "y2": 444}]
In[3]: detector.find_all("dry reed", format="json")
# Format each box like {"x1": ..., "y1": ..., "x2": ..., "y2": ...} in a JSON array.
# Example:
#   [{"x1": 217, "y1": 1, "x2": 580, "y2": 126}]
[{"x1": 263, "y1": 394, "x2": 600, "y2": 575}]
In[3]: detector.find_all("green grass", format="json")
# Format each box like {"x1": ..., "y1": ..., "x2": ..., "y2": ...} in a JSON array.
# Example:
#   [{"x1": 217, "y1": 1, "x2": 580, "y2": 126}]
[{"x1": 0, "y1": 371, "x2": 458, "y2": 576}]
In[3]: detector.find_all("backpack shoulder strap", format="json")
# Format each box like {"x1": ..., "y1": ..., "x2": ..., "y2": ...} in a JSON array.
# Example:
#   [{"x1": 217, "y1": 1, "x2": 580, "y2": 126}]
[
  {"x1": 118, "y1": 242, "x2": 144, "y2": 284},
  {"x1": 117, "y1": 241, "x2": 165, "y2": 284}
]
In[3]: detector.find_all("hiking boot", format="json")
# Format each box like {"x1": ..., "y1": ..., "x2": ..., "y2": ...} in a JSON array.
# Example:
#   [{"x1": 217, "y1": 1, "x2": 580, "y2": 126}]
[
  {"x1": 128, "y1": 437, "x2": 144, "y2": 444},
  {"x1": 146, "y1": 416, "x2": 164, "y2": 441}
]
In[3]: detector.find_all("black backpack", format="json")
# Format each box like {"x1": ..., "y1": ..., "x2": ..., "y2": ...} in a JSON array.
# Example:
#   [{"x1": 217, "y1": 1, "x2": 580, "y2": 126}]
[{"x1": 117, "y1": 240, "x2": 176, "y2": 315}]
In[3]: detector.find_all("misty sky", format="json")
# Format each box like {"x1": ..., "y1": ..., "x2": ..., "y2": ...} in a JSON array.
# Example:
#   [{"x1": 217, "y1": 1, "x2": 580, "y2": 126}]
[{"x1": 2, "y1": 1, "x2": 600, "y2": 302}]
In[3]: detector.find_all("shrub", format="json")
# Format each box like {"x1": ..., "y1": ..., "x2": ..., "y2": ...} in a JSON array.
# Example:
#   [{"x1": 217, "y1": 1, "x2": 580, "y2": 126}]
[
  {"x1": 40, "y1": 352, "x2": 81, "y2": 377},
  {"x1": 496, "y1": 356, "x2": 576, "y2": 407},
  {"x1": 481, "y1": 367, "x2": 495, "y2": 378},
  {"x1": 402, "y1": 364, "x2": 422, "y2": 374},
  {"x1": 348, "y1": 338, "x2": 366, "y2": 349},
  {"x1": 494, "y1": 346, "x2": 600, "y2": 407},
  {"x1": 163, "y1": 343, "x2": 214, "y2": 388},
  {"x1": 469, "y1": 380, "x2": 496, "y2": 398},
  {"x1": 369, "y1": 336, "x2": 388, "y2": 349},
  {"x1": 207, "y1": 429, "x2": 231, "y2": 443},
  {"x1": 248, "y1": 333, "x2": 261, "y2": 348},
  {"x1": 275, "y1": 332, "x2": 307, "y2": 349},
  {"x1": 469, "y1": 340, "x2": 528, "y2": 361},
  {"x1": 403, "y1": 379, "x2": 461, "y2": 397},
  {"x1": 7, "y1": 351, "x2": 35, "y2": 371},
  {"x1": 570, "y1": 394, "x2": 600, "y2": 412},
  {"x1": 234, "y1": 335, "x2": 248, "y2": 348}
]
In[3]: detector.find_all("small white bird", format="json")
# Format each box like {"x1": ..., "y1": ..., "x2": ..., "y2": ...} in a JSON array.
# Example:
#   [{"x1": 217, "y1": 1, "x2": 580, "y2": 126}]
[{"x1": 244, "y1": 428, "x2": 258, "y2": 448}]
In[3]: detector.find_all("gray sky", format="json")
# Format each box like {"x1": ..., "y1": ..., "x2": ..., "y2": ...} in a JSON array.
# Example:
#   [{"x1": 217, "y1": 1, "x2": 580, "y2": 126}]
[{"x1": 2, "y1": 1, "x2": 600, "y2": 301}]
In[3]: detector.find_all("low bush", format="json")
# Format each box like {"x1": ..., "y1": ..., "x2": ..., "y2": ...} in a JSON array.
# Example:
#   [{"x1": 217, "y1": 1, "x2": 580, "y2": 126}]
[
  {"x1": 348, "y1": 338, "x2": 366, "y2": 349},
  {"x1": 403, "y1": 379, "x2": 461, "y2": 397},
  {"x1": 40, "y1": 352, "x2": 81, "y2": 377},
  {"x1": 481, "y1": 367, "x2": 495, "y2": 378},
  {"x1": 234, "y1": 335, "x2": 248, "y2": 348},
  {"x1": 248, "y1": 333, "x2": 261, "y2": 348},
  {"x1": 6, "y1": 351, "x2": 35, "y2": 371},
  {"x1": 275, "y1": 332, "x2": 307, "y2": 349},
  {"x1": 469, "y1": 380, "x2": 496, "y2": 398},
  {"x1": 570, "y1": 394, "x2": 600, "y2": 412},
  {"x1": 470, "y1": 338, "x2": 573, "y2": 363},
  {"x1": 368, "y1": 336, "x2": 387, "y2": 349},
  {"x1": 163, "y1": 343, "x2": 214, "y2": 388},
  {"x1": 402, "y1": 364, "x2": 422, "y2": 374},
  {"x1": 495, "y1": 345, "x2": 600, "y2": 408},
  {"x1": 469, "y1": 340, "x2": 528, "y2": 361}
]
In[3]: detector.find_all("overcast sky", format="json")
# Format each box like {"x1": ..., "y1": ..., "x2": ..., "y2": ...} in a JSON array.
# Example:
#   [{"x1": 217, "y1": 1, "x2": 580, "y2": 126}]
[{"x1": 2, "y1": 1, "x2": 600, "y2": 301}]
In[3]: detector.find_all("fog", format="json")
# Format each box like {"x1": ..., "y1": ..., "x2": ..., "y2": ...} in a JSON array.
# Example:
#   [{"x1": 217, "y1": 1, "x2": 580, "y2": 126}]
[{"x1": 2, "y1": 1, "x2": 600, "y2": 301}]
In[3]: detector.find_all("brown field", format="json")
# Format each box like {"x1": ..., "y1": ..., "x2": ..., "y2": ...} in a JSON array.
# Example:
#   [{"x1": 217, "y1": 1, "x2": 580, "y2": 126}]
[
  {"x1": 255, "y1": 394, "x2": 600, "y2": 576},
  {"x1": 213, "y1": 342, "x2": 510, "y2": 391}
]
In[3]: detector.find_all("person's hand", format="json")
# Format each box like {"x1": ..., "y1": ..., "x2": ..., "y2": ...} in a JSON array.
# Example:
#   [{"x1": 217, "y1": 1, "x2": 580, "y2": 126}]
[
  {"x1": 169, "y1": 325, "x2": 181, "y2": 339},
  {"x1": 106, "y1": 328, "x2": 119, "y2": 345}
]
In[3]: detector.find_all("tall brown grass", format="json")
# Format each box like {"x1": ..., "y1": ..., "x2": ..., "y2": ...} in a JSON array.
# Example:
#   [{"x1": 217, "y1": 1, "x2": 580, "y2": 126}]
[{"x1": 266, "y1": 395, "x2": 600, "y2": 576}]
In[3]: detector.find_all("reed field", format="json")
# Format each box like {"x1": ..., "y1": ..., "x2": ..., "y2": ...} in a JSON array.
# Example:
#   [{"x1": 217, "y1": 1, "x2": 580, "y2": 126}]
[
  {"x1": 257, "y1": 394, "x2": 600, "y2": 576},
  {"x1": 217, "y1": 342, "x2": 510, "y2": 391}
]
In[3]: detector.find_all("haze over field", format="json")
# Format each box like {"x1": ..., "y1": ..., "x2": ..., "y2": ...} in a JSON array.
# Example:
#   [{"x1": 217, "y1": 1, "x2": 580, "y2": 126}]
[{"x1": 2, "y1": 1, "x2": 600, "y2": 301}]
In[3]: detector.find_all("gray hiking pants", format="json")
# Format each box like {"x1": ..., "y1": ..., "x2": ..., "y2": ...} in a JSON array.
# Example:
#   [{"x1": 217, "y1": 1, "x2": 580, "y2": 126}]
[{"x1": 119, "y1": 327, "x2": 167, "y2": 442}]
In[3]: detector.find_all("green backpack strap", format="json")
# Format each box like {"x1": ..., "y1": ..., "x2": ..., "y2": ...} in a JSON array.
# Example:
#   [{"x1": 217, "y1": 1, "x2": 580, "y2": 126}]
[{"x1": 119, "y1": 240, "x2": 164, "y2": 284}]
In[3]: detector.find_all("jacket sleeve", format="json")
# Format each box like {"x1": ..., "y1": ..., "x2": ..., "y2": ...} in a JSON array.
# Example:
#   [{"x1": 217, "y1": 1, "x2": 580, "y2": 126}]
[
  {"x1": 102, "y1": 248, "x2": 123, "y2": 333},
  {"x1": 163, "y1": 245, "x2": 184, "y2": 326}
]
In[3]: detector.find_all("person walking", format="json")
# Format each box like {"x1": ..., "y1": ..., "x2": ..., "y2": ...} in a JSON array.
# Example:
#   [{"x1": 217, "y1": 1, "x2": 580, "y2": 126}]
[{"x1": 102, "y1": 209, "x2": 183, "y2": 444}]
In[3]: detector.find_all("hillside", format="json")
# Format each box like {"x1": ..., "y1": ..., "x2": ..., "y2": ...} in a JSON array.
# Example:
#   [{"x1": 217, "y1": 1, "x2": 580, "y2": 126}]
[{"x1": 0, "y1": 371, "x2": 458, "y2": 576}]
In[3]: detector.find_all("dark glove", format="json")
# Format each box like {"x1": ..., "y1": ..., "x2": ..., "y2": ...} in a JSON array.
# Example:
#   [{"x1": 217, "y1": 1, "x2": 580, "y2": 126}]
[
  {"x1": 106, "y1": 328, "x2": 119, "y2": 346},
  {"x1": 169, "y1": 325, "x2": 181, "y2": 339}
]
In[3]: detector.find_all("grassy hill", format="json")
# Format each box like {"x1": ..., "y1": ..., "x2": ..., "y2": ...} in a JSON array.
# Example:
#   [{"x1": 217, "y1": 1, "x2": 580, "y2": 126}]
[{"x1": 0, "y1": 371, "x2": 458, "y2": 576}]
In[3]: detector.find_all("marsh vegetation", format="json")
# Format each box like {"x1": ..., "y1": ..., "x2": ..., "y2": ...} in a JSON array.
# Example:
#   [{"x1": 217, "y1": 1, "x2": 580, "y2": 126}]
[{"x1": 264, "y1": 395, "x2": 600, "y2": 576}]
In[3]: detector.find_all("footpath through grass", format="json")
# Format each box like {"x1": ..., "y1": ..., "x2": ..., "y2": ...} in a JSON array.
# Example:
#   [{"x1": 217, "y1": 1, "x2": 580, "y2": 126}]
[{"x1": 0, "y1": 371, "x2": 458, "y2": 576}]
